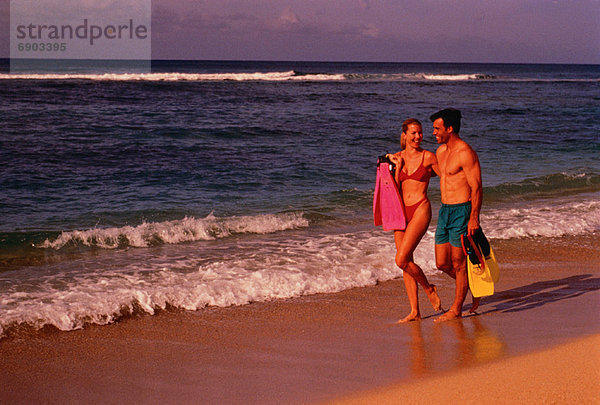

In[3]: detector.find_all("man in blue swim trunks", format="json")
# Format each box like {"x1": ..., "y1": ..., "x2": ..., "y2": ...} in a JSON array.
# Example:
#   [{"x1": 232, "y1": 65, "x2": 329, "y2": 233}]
[{"x1": 430, "y1": 109, "x2": 483, "y2": 322}]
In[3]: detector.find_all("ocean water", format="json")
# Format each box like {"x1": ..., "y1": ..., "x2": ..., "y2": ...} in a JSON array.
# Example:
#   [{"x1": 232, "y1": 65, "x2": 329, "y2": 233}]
[{"x1": 0, "y1": 60, "x2": 599, "y2": 336}]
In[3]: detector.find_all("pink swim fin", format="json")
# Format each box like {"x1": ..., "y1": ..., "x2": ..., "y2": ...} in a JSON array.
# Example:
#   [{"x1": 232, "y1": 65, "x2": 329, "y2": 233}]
[{"x1": 373, "y1": 161, "x2": 406, "y2": 231}]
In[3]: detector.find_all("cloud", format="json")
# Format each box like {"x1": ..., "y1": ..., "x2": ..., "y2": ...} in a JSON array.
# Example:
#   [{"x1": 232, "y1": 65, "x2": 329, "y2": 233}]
[
  {"x1": 273, "y1": 8, "x2": 302, "y2": 31},
  {"x1": 147, "y1": 0, "x2": 600, "y2": 63},
  {"x1": 360, "y1": 23, "x2": 380, "y2": 38},
  {"x1": 265, "y1": 6, "x2": 381, "y2": 39},
  {"x1": 278, "y1": 8, "x2": 300, "y2": 25}
]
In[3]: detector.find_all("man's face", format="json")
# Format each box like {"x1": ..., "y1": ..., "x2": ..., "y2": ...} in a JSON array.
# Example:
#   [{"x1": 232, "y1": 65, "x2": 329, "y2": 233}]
[{"x1": 433, "y1": 118, "x2": 451, "y2": 144}]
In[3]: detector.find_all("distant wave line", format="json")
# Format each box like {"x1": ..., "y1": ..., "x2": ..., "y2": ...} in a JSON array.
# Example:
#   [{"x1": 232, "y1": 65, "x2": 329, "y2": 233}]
[
  {"x1": 0, "y1": 70, "x2": 343, "y2": 82},
  {"x1": 2, "y1": 71, "x2": 596, "y2": 82}
]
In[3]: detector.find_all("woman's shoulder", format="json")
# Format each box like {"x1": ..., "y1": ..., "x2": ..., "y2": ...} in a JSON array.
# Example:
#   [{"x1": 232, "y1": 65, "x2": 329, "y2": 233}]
[
  {"x1": 422, "y1": 150, "x2": 438, "y2": 165},
  {"x1": 422, "y1": 149, "x2": 436, "y2": 159}
]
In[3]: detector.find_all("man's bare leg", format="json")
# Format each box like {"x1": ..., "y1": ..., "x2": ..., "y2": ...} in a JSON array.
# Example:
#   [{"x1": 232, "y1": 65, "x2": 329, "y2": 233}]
[
  {"x1": 469, "y1": 297, "x2": 481, "y2": 313},
  {"x1": 434, "y1": 308, "x2": 461, "y2": 322},
  {"x1": 435, "y1": 243, "x2": 481, "y2": 316},
  {"x1": 435, "y1": 245, "x2": 468, "y2": 322}
]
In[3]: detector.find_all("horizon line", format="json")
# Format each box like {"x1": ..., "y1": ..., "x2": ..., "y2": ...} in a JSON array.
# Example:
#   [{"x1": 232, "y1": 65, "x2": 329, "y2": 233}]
[{"x1": 1, "y1": 58, "x2": 599, "y2": 66}]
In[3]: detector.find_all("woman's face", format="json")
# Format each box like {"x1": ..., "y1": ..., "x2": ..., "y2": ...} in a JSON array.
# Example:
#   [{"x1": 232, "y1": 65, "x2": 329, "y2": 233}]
[{"x1": 403, "y1": 124, "x2": 423, "y2": 149}]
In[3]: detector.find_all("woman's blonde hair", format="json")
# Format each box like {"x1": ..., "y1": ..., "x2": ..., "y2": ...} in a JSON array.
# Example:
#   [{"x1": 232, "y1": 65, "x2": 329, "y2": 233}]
[{"x1": 400, "y1": 118, "x2": 422, "y2": 150}]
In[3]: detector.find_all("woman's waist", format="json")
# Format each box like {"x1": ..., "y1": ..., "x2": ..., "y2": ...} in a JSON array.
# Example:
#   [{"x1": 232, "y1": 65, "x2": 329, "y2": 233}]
[
  {"x1": 402, "y1": 193, "x2": 430, "y2": 207},
  {"x1": 400, "y1": 183, "x2": 429, "y2": 206}
]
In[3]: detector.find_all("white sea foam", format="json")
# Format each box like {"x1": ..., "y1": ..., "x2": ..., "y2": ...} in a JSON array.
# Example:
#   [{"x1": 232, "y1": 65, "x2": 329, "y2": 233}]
[
  {"x1": 3, "y1": 195, "x2": 599, "y2": 337},
  {"x1": 40, "y1": 212, "x2": 309, "y2": 250},
  {"x1": 0, "y1": 71, "x2": 346, "y2": 82},
  {"x1": 1, "y1": 228, "x2": 438, "y2": 336},
  {"x1": 0, "y1": 71, "x2": 491, "y2": 82},
  {"x1": 415, "y1": 73, "x2": 491, "y2": 81},
  {"x1": 1, "y1": 71, "x2": 598, "y2": 82},
  {"x1": 481, "y1": 197, "x2": 600, "y2": 239}
]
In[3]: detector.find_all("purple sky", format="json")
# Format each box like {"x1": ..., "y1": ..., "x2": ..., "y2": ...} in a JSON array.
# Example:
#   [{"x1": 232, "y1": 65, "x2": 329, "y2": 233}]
[{"x1": 3, "y1": 0, "x2": 600, "y2": 63}]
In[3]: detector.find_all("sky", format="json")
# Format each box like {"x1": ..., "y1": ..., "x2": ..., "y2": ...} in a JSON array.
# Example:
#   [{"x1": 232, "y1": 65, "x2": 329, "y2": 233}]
[{"x1": 2, "y1": 0, "x2": 599, "y2": 63}]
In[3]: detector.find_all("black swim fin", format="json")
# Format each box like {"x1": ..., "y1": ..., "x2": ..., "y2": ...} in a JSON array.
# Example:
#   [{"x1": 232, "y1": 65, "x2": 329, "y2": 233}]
[
  {"x1": 461, "y1": 228, "x2": 491, "y2": 264},
  {"x1": 462, "y1": 234, "x2": 481, "y2": 265},
  {"x1": 377, "y1": 154, "x2": 396, "y2": 171}
]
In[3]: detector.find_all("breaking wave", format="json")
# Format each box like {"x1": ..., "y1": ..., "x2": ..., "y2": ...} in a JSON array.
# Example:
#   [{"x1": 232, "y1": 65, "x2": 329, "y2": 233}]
[
  {"x1": 40, "y1": 212, "x2": 309, "y2": 250},
  {"x1": 0, "y1": 71, "x2": 507, "y2": 82}
]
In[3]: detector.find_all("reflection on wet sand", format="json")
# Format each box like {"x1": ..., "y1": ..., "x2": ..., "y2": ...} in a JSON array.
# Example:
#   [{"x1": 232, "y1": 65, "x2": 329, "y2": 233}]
[
  {"x1": 405, "y1": 315, "x2": 506, "y2": 377},
  {"x1": 406, "y1": 321, "x2": 427, "y2": 376}
]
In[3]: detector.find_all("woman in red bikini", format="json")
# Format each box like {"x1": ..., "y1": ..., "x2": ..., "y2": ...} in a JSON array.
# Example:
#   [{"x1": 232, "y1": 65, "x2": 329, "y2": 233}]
[{"x1": 388, "y1": 118, "x2": 442, "y2": 322}]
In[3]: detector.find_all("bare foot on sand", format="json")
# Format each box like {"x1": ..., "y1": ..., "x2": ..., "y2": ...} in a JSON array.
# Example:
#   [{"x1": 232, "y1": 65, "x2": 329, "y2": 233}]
[
  {"x1": 397, "y1": 312, "x2": 421, "y2": 323},
  {"x1": 469, "y1": 296, "x2": 481, "y2": 313},
  {"x1": 427, "y1": 285, "x2": 442, "y2": 311},
  {"x1": 434, "y1": 309, "x2": 461, "y2": 323}
]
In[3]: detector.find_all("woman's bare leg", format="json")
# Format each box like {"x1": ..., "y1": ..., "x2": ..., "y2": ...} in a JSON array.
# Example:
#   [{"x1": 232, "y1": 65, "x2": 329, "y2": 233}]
[
  {"x1": 397, "y1": 269, "x2": 420, "y2": 323},
  {"x1": 394, "y1": 201, "x2": 441, "y2": 320}
]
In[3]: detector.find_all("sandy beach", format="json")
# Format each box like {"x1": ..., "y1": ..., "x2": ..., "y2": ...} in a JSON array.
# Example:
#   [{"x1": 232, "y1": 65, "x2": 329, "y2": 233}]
[
  {"x1": 329, "y1": 334, "x2": 600, "y2": 405},
  {"x1": 1, "y1": 233, "x2": 599, "y2": 404}
]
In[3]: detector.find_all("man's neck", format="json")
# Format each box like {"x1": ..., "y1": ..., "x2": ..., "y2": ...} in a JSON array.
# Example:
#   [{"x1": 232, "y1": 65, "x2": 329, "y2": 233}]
[{"x1": 445, "y1": 133, "x2": 461, "y2": 150}]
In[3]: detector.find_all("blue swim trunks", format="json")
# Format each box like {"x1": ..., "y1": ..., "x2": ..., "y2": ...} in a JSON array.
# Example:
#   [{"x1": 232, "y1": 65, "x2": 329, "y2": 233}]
[{"x1": 435, "y1": 202, "x2": 472, "y2": 248}]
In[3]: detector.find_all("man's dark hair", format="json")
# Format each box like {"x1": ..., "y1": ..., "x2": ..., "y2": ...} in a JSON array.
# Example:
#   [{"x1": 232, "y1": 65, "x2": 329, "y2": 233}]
[{"x1": 430, "y1": 108, "x2": 462, "y2": 134}]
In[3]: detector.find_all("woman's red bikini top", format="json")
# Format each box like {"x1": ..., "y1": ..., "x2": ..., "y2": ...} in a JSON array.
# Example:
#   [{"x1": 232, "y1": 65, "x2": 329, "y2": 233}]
[{"x1": 397, "y1": 153, "x2": 431, "y2": 183}]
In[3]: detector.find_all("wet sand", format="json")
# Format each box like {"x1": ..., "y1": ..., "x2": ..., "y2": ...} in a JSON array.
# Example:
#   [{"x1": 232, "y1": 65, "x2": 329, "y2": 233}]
[
  {"x1": 329, "y1": 334, "x2": 600, "y2": 405},
  {"x1": 1, "y1": 234, "x2": 599, "y2": 404}
]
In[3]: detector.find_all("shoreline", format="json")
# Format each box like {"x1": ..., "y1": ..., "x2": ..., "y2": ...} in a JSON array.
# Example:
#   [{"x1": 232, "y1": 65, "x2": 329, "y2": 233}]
[{"x1": 1, "y1": 233, "x2": 599, "y2": 404}]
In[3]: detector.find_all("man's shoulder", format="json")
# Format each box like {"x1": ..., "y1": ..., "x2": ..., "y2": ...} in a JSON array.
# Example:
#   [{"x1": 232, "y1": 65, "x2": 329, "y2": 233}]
[
  {"x1": 456, "y1": 139, "x2": 478, "y2": 156},
  {"x1": 456, "y1": 139, "x2": 480, "y2": 167},
  {"x1": 456, "y1": 138, "x2": 474, "y2": 150}
]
